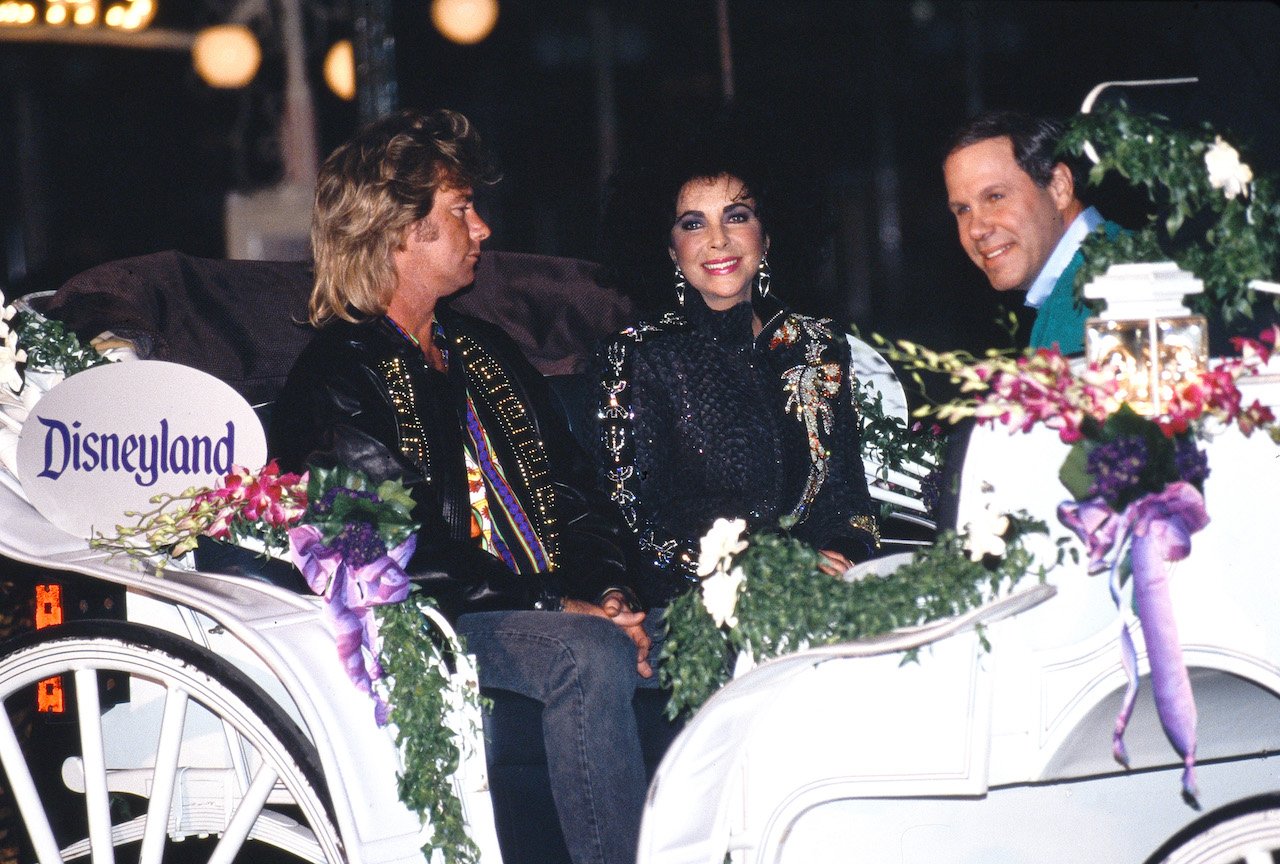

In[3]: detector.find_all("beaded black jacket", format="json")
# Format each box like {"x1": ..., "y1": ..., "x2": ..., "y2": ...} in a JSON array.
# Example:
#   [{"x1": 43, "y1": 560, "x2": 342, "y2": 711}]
[
  {"x1": 593, "y1": 291, "x2": 880, "y2": 607},
  {"x1": 270, "y1": 307, "x2": 634, "y2": 621}
]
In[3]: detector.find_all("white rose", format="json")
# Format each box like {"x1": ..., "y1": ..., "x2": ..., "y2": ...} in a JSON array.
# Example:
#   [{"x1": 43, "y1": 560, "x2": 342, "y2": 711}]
[
  {"x1": 0, "y1": 330, "x2": 26, "y2": 394},
  {"x1": 696, "y1": 516, "x2": 748, "y2": 576},
  {"x1": 701, "y1": 565, "x2": 745, "y2": 629},
  {"x1": 1204, "y1": 136, "x2": 1253, "y2": 200},
  {"x1": 961, "y1": 507, "x2": 1010, "y2": 562}
]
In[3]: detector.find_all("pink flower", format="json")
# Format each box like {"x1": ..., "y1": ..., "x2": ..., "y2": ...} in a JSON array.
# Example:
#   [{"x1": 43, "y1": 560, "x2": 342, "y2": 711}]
[
  {"x1": 962, "y1": 346, "x2": 1116, "y2": 443},
  {"x1": 242, "y1": 478, "x2": 278, "y2": 521},
  {"x1": 204, "y1": 506, "x2": 235, "y2": 539},
  {"x1": 1197, "y1": 369, "x2": 1243, "y2": 422},
  {"x1": 220, "y1": 466, "x2": 253, "y2": 503},
  {"x1": 1155, "y1": 415, "x2": 1191, "y2": 437},
  {"x1": 187, "y1": 461, "x2": 307, "y2": 542},
  {"x1": 1230, "y1": 335, "x2": 1273, "y2": 366},
  {"x1": 1237, "y1": 400, "x2": 1276, "y2": 437}
]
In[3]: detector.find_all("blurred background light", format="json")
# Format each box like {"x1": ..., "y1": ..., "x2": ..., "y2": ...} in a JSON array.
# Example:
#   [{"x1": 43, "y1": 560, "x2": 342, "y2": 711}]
[
  {"x1": 324, "y1": 38, "x2": 355, "y2": 101},
  {"x1": 192, "y1": 23, "x2": 260, "y2": 89},
  {"x1": 104, "y1": 0, "x2": 154, "y2": 31},
  {"x1": 0, "y1": 2, "x2": 38, "y2": 25},
  {"x1": 430, "y1": 0, "x2": 497, "y2": 46},
  {"x1": 71, "y1": 1, "x2": 94, "y2": 27}
]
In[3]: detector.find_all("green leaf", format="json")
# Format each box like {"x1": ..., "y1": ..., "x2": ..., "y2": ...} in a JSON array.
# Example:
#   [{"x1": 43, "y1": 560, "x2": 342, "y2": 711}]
[
  {"x1": 1058, "y1": 442, "x2": 1094, "y2": 501},
  {"x1": 1098, "y1": 403, "x2": 1161, "y2": 439},
  {"x1": 14, "y1": 312, "x2": 112, "y2": 376}
]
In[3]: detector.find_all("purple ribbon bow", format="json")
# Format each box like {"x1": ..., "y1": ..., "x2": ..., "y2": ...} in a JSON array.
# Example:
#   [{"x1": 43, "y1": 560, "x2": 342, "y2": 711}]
[
  {"x1": 1058, "y1": 480, "x2": 1209, "y2": 800},
  {"x1": 289, "y1": 524, "x2": 415, "y2": 725}
]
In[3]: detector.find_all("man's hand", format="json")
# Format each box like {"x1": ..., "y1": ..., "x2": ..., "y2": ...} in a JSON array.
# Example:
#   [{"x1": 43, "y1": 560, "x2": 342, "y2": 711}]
[{"x1": 562, "y1": 594, "x2": 653, "y2": 678}]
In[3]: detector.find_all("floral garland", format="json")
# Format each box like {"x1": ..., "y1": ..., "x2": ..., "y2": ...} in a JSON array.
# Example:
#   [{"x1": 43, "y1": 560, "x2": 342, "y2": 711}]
[
  {"x1": 660, "y1": 357, "x2": 982, "y2": 720},
  {"x1": 98, "y1": 464, "x2": 481, "y2": 863},
  {"x1": 0, "y1": 292, "x2": 112, "y2": 407},
  {"x1": 661, "y1": 510, "x2": 1058, "y2": 719},
  {"x1": 100, "y1": 460, "x2": 307, "y2": 557},
  {"x1": 878, "y1": 330, "x2": 1280, "y2": 800},
  {"x1": 376, "y1": 598, "x2": 482, "y2": 864},
  {"x1": 1061, "y1": 103, "x2": 1280, "y2": 323}
]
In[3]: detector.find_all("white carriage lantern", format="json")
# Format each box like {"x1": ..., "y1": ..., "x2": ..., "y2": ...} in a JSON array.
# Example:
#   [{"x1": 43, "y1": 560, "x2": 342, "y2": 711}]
[{"x1": 1083, "y1": 261, "x2": 1209, "y2": 417}]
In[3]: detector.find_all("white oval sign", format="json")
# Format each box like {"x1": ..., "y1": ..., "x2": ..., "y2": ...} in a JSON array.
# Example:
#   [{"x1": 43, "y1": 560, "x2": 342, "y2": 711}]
[{"x1": 17, "y1": 360, "x2": 267, "y2": 539}]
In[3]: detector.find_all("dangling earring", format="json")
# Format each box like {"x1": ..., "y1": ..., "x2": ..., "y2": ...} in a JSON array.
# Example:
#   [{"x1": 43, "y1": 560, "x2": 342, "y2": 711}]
[
  {"x1": 673, "y1": 262, "x2": 687, "y2": 307},
  {"x1": 756, "y1": 254, "x2": 771, "y2": 299}
]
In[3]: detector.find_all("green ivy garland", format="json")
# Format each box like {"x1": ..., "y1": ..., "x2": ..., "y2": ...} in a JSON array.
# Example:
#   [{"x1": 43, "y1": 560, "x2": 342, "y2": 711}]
[
  {"x1": 1060, "y1": 102, "x2": 1280, "y2": 324},
  {"x1": 376, "y1": 597, "x2": 482, "y2": 864},
  {"x1": 660, "y1": 514, "x2": 1061, "y2": 719},
  {"x1": 854, "y1": 376, "x2": 943, "y2": 518}
]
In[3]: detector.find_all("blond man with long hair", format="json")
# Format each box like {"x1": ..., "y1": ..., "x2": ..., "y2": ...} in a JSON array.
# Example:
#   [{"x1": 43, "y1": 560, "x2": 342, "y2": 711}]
[{"x1": 271, "y1": 109, "x2": 657, "y2": 864}]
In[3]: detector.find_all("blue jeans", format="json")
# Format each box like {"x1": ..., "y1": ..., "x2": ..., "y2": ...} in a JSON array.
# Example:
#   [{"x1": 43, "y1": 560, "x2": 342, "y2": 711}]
[{"x1": 456, "y1": 609, "x2": 660, "y2": 864}]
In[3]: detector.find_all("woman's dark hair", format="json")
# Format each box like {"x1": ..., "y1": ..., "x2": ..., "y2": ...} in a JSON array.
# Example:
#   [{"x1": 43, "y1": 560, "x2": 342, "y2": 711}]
[{"x1": 602, "y1": 104, "x2": 833, "y2": 313}]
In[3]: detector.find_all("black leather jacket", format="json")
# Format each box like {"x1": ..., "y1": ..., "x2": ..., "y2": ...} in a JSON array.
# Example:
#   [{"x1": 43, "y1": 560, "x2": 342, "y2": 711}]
[
  {"x1": 270, "y1": 307, "x2": 634, "y2": 621},
  {"x1": 594, "y1": 291, "x2": 879, "y2": 606}
]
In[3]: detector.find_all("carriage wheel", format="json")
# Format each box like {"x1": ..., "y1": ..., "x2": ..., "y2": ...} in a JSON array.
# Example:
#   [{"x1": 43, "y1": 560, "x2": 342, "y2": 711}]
[
  {"x1": 0, "y1": 621, "x2": 345, "y2": 864},
  {"x1": 1150, "y1": 794, "x2": 1280, "y2": 864}
]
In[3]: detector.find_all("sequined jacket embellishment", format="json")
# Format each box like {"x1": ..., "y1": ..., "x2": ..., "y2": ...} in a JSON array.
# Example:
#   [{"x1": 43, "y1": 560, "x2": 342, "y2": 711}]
[
  {"x1": 598, "y1": 315, "x2": 701, "y2": 576},
  {"x1": 777, "y1": 315, "x2": 844, "y2": 520},
  {"x1": 377, "y1": 356, "x2": 430, "y2": 476},
  {"x1": 455, "y1": 332, "x2": 559, "y2": 571}
]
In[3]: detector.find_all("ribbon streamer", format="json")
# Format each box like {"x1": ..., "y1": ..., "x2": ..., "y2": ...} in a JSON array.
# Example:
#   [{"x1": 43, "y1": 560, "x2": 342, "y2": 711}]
[
  {"x1": 1058, "y1": 481, "x2": 1209, "y2": 800},
  {"x1": 289, "y1": 524, "x2": 415, "y2": 725}
]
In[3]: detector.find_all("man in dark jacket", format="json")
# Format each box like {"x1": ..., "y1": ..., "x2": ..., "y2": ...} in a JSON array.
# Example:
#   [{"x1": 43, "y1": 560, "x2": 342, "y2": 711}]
[{"x1": 270, "y1": 108, "x2": 653, "y2": 864}]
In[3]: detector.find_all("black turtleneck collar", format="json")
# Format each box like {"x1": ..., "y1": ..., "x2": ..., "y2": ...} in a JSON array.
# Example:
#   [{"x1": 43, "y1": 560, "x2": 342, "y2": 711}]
[{"x1": 682, "y1": 288, "x2": 788, "y2": 347}]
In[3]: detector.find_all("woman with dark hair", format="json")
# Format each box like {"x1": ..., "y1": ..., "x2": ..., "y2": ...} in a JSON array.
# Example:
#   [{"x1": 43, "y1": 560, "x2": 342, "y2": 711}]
[{"x1": 593, "y1": 130, "x2": 880, "y2": 608}]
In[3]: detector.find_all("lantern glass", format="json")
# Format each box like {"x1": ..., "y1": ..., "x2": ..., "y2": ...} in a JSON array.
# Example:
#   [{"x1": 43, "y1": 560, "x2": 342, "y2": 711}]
[{"x1": 1086, "y1": 313, "x2": 1208, "y2": 416}]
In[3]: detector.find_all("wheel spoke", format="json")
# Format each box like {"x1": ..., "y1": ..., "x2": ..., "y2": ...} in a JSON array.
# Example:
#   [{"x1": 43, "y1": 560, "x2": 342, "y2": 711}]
[
  {"x1": 74, "y1": 668, "x2": 116, "y2": 864},
  {"x1": 208, "y1": 763, "x2": 280, "y2": 864},
  {"x1": 138, "y1": 685, "x2": 189, "y2": 864},
  {"x1": 1, "y1": 625, "x2": 344, "y2": 864},
  {"x1": 0, "y1": 700, "x2": 62, "y2": 864}
]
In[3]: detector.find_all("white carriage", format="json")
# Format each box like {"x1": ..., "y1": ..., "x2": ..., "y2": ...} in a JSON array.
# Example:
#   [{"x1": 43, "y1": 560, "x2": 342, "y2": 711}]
[
  {"x1": 637, "y1": 368, "x2": 1280, "y2": 864},
  {"x1": 3, "y1": 247, "x2": 1279, "y2": 864},
  {"x1": 0, "y1": 242, "x2": 937, "y2": 864}
]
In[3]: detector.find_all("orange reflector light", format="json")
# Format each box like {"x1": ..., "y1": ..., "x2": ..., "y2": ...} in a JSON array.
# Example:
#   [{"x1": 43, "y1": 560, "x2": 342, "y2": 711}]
[
  {"x1": 35, "y1": 584, "x2": 66, "y2": 712},
  {"x1": 35, "y1": 583, "x2": 63, "y2": 629},
  {"x1": 38, "y1": 676, "x2": 65, "y2": 713}
]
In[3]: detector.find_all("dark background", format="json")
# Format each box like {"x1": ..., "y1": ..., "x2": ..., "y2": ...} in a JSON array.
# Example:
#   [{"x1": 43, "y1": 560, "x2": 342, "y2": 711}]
[{"x1": 2, "y1": 0, "x2": 1278, "y2": 353}]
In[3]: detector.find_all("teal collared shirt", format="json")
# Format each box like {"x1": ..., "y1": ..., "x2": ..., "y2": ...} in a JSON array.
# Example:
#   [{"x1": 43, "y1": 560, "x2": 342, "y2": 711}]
[
  {"x1": 1026, "y1": 207, "x2": 1104, "y2": 309},
  {"x1": 1027, "y1": 210, "x2": 1119, "y2": 355}
]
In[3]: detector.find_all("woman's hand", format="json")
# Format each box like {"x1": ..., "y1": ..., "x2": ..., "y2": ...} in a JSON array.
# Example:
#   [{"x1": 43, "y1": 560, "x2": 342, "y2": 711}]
[
  {"x1": 562, "y1": 594, "x2": 654, "y2": 678},
  {"x1": 817, "y1": 549, "x2": 853, "y2": 578}
]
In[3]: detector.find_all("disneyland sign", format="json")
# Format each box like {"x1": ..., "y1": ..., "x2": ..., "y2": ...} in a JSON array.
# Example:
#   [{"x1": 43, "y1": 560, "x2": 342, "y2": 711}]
[
  {"x1": 17, "y1": 360, "x2": 266, "y2": 539},
  {"x1": 34, "y1": 417, "x2": 237, "y2": 487}
]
